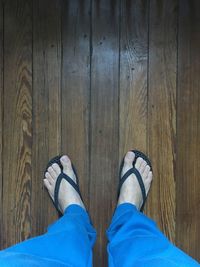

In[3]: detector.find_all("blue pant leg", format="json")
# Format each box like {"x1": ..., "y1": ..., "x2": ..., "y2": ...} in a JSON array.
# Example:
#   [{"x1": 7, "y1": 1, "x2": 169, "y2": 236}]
[
  {"x1": 0, "y1": 204, "x2": 97, "y2": 267},
  {"x1": 106, "y1": 203, "x2": 199, "y2": 267}
]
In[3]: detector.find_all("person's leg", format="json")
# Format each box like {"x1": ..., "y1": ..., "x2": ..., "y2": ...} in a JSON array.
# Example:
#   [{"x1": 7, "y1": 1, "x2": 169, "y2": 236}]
[
  {"x1": 106, "y1": 151, "x2": 199, "y2": 267},
  {"x1": 0, "y1": 155, "x2": 97, "y2": 267}
]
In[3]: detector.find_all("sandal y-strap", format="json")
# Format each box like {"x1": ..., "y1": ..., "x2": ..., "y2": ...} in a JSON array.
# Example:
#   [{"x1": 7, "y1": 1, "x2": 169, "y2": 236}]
[
  {"x1": 117, "y1": 150, "x2": 152, "y2": 211},
  {"x1": 45, "y1": 155, "x2": 83, "y2": 212}
]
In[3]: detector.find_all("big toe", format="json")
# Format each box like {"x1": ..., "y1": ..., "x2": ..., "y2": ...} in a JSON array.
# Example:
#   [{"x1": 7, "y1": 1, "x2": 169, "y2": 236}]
[
  {"x1": 60, "y1": 155, "x2": 76, "y2": 181},
  {"x1": 122, "y1": 151, "x2": 135, "y2": 175}
]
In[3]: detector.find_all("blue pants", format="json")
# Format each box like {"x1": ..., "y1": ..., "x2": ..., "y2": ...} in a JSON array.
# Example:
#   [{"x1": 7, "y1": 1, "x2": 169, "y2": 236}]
[{"x1": 0, "y1": 203, "x2": 199, "y2": 266}]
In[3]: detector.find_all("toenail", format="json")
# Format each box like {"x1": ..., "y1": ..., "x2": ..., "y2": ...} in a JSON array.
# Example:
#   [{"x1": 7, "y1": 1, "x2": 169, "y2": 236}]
[
  {"x1": 127, "y1": 151, "x2": 134, "y2": 157},
  {"x1": 52, "y1": 163, "x2": 57, "y2": 168},
  {"x1": 61, "y1": 155, "x2": 68, "y2": 162}
]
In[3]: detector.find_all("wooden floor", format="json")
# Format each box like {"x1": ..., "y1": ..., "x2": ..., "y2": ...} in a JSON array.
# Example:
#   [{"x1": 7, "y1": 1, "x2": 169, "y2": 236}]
[{"x1": 0, "y1": 0, "x2": 200, "y2": 265}]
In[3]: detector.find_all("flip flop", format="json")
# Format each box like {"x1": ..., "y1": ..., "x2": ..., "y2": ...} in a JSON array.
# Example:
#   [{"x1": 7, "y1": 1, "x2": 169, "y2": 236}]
[
  {"x1": 45, "y1": 155, "x2": 83, "y2": 213},
  {"x1": 117, "y1": 150, "x2": 152, "y2": 212}
]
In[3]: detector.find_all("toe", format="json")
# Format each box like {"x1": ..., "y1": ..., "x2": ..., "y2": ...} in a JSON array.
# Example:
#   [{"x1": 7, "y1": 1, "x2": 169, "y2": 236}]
[
  {"x1": 143, "y1": 165, "x2": 151, "y2": 178},
  {"x1": 122, "y1": 151, "x2": 135, "y2": 175},
  {"x1": 60, "y1": 155, "x2": 71, "y2": 169},
  {"x1": 135, "y1": 157, "x2": 143, "y2": 170},
  {"x1": 52, "y1": 163, "x2": 61, "y2": 175},
  {"x1": 147, "y1": 171, "x2": 153, "y2": 181},
  {"x1": 45, "y1": 172, "x2": 54, "y2": 185},
  {"x1": 47, "y1": 166, "x2": 57, "y2": 179},
  {"x1": 124, "y1": 151, "x2": 135, "y2": 164},
  {"x1": 44, "y1": 178, "x2": 52, "y2": 191},
  {"x1": 60, "y1": 155, "x2": 75, "y2": 179},
  {"x1": 140, "y1": 159, "x2": 147, "y2": 173}
]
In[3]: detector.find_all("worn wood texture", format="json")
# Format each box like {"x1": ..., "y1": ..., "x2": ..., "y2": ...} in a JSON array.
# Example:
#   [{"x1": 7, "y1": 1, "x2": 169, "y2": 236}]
[
  {"x1": 2, "y1": 0, "x2": 32, "y2": 247},
  {"x1": 0, "y1": 0, "x2": 3, "y2": 249},
  {"x1": 0, "y1": 0, "x2": 200, "y2": 264},
  {"x1": 176, "y1": 0, "x2": 200, "y2": 261},
  {"x1": 61, "y1": 0, "x2": 90, "y2": 207},
  {"x1": 147, "y1": 0, "x2": 177, "y2": 243},
  {"x1": 119, "y1": 0, "x2": 148, "y2": 164},
  {"x1": 90, "y1": 0, "x2": 119, "y2": 265},
  {"x1": 32, "y1": 0, "x2": 62, "y2": 236}
]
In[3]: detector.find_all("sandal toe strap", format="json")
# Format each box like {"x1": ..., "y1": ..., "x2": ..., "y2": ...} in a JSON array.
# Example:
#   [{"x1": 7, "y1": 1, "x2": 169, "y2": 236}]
[
  {"x1": 118, "y1": 167, "x2": 147, "y2": 211},
  {"x1": 54, "y1": 173, "x2": 82, "y2": 211}
]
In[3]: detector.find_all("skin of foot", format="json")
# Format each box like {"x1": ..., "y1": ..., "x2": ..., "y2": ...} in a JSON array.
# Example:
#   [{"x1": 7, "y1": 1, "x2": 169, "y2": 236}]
[
  {"x1": 117, "y1": 151, "x2": 153, "y2": 210},
  {"x1": 43, "y1": 155, "x2": 86, "y2": 214}
]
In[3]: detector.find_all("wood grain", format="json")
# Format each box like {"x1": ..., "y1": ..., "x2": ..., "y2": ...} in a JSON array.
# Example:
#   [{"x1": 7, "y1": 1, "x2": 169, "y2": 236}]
[
  {"x1": 119, "y1": 0, "x2": 148, "y2": 163},
  {"x1": 90, "y1": 0, "x2": 120, "y2": 265},
  {"x1": 0, "y1": 0, "x2": 3, "y2": 249},
  {"x1": 0, "y1": 0, "x2": 199, "y2": 263},
  {"x1": 32, "y1": 0, "x2": 61, "y2": 236},
  {"x1": 176, "y1": 0, "x2": 200, "y2": 261},
  {"x1": 147, "y1": 0, "x2": 177, "y2": 242},
  {"x1": 61, "y1": 0, "x2": 90, "y2": 207},
  {"x1": 2, "y1": 0, "x2": 32, "y2": 247}
]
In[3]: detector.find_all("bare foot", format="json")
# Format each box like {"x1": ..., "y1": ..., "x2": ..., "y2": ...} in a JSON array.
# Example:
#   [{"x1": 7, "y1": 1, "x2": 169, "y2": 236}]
[
  {"x1": 117, "y1": 151, "x2": 153, "y2": 210},
  {"x1": 43, "y1": 155, "x2": 85, "y2": 214}
]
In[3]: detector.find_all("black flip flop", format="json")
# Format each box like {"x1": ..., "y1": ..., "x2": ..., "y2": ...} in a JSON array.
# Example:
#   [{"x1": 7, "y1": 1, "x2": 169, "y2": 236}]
[
  {"x1": 117, "y1": 150, "x2": 152, "y2": 212},
  {"x1": 45, "y1": 155, "x2": 83, "y2": 213}
]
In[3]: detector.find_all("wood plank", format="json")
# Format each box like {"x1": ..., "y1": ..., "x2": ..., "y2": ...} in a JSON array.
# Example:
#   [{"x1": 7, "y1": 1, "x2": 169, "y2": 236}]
[
  {"x1": 147, "y1": 0, "x2": 177, "y2": 242},
  {"x1": 61, "y1": 0, "x2": 90, "y2": 206},
  {"x1": 0, "y1": 0, "x2": 3, "y2": 249},
  {"x1": 2, "y1": 0, "x2": 32, "y2": 247},
  {"x1": 90, "y1": 0, "x2": 120, "y2": 265},
  {"x1": 176, "y1": 0, "x2": 200, "y2": 261},
  {"x1": 32, "y1": 0, "x2": 62, "y2": 236},
  {"x1": 119, "y1": 0, "x2": 148, "y2": 164}
]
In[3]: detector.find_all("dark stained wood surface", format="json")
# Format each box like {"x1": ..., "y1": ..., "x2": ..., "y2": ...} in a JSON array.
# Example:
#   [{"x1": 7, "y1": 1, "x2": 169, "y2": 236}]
[
  {"x1": 0, "y1": 0, "x2": 200, "y2": 265},
  {"x1": 31, "y1": 0, "x2": 62, "y2": 236},
  {"x1": 61, "y1": 0, "x2": 90, "y2": 208},
  {"x1": 0, "y1": 0, "x2": 3, "y2": 250},
  {"x1": 2, "y1": 0, "x2": 32, "y2": 247},
  {"x1": 119, "y1": 0, "x2": 148, "y2": 169},
  {"x1": 147, "y1": 0, "x2": 177, "y2": 243},
  {"x1": 90, "y1": 0, "x2": 119, "y2": 265},
  {"x1": 176, "y1": 0, "x2": 200, "y2": 259}
]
